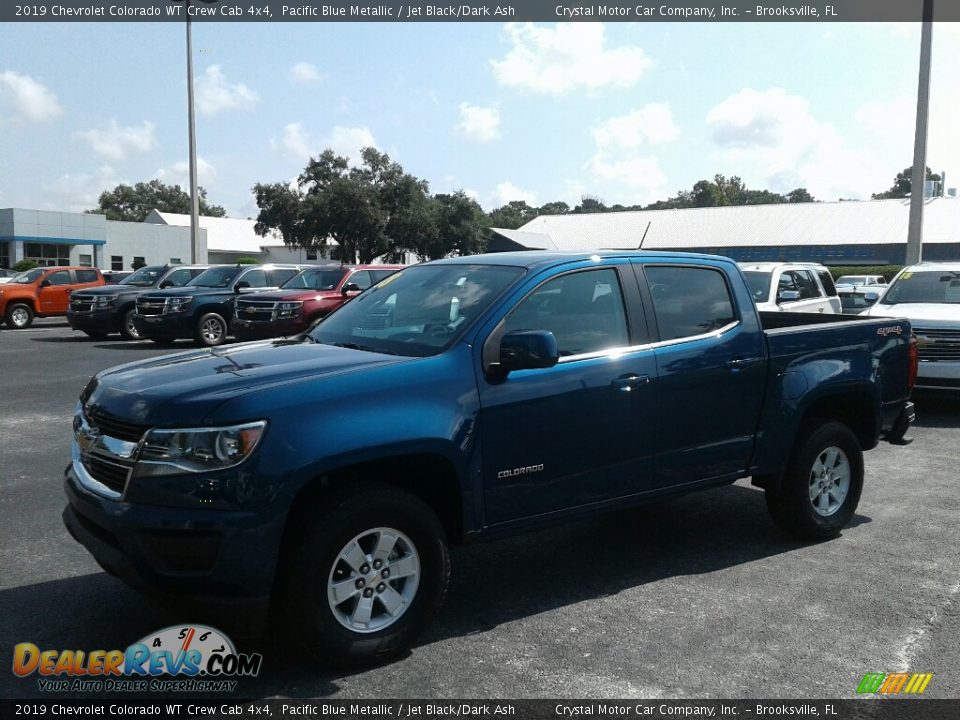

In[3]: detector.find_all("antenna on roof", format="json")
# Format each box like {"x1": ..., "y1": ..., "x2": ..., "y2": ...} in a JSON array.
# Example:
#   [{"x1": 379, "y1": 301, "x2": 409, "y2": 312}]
[{"x1": 637, "y1": 221, "x2": 652, "y2": 250}]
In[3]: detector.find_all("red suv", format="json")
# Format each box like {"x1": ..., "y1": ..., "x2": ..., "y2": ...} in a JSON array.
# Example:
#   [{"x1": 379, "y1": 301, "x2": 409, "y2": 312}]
[
  {"x1": 233, "y1": 264, "x2": 403, "y2": 341},
  {"x1": 0, "y1": 266, "x2": 104, "y2": 329}
]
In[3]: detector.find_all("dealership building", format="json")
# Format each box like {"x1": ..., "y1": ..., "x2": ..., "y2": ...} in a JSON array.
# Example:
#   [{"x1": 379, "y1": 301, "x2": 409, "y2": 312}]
[{"x1": 490, "y1": 197, "x2": 960, "y2": 265}]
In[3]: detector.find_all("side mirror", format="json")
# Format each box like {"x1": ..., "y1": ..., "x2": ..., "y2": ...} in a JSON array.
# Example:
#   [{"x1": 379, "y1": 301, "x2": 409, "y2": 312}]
[
  {"x1": 777, "y1": 290, "x2": 801, "y2": 303},
  {"x1": 40, "y1": 279, "x2": 51, "y2": 288},
  {"x1": 235, "y1": 280, "x2": 251, "y2": 292},
  {"x1": 499, "y1": 330, "x2": 559, "y2": 373},
  {"x1": 342, "y1": 283, "x2": 361, "y2": 295}
]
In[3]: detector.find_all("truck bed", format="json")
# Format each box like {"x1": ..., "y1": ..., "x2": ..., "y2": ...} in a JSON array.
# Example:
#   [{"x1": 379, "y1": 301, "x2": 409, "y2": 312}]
[{"x1": 758, "y1": 310, "x2": 890, "y2": 332}]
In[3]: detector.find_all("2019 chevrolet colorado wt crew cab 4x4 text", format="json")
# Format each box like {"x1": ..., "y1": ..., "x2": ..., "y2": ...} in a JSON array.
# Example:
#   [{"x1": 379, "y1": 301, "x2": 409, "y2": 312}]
[{"x1": 63, "y1": 251, "x2": 916, "y2": 666}]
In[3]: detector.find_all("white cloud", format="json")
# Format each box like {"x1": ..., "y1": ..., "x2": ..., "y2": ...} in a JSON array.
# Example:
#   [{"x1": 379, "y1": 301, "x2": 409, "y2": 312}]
[
  {"x1": 77, "y1": 120, "x2": 156, "y2": 161},
  {"x1": 43, "y1": 165, "x2": 119, "y2": 212},
  {"x1": 155, "y1": 157, "x2": 217, "y2": 188},
  {"x1": 0, "y1": 70, "x2": 62, "y2": 122},
  {"x1": 272, "y1": 122, "x2": 313, "y2": 159},
  {"x1": 493, "y1": 181, "x2": 537, "y2": 207},
  {"x1": 324, "y1": 125, "x2": 378, "y2": 164},
  {"x1": 705, "y1": 87, "x2": 886, "y2": 200},
  {"x1": 491, "y1": 23, "x2": 653, "y2": 95},
  {"x1": 289, "y1": 62, "x2": 325, "y2": 84},
  {"x1": 592, "y1": 103, "x2": 680, "y2": 153},
  {"x1": 196, "y1": 65, "x2": 258, "y2": 117},
  {"x1": 457, "y1": 103, "x2": 501, "y2": 142}
]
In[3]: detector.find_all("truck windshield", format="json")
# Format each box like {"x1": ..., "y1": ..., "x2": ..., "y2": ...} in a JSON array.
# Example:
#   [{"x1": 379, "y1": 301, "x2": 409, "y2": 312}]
[
  {"x1": 187, "y1": 267, "x2": 242, "y2": 288},
  {"x1": 282, "y1": 268, "x2": 346, "y2": 291},
  {"x1": 741, "y1": 271, "x2": 772, "y2": 302},
  {"x1": 308, "y1": 264, "x2": 525, "y2": 357},
  {"x1": 11, "y1": 268, "x2": 45, "y2": 284},
  {"x1": 120, "y1": 266, "x2": 165, "y2": 287},
  {"x1": 881, "y1": 271, "x2": 960, "y2": 305}
]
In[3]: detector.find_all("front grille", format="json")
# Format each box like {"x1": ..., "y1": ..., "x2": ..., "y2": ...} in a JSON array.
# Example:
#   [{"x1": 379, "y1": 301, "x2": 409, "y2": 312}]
[
  {"x1": 915, "y1": 328, "x2": 960, "y2": 362},
  {"x1": 70, "y1": 295, "x2": 96, "y2": 313},
  {"x1": 83, "y1": 454, "x2": 132, "y2": 494},
  {"x1": 235, "y1": 299, "x2": 278, "y2": 323},
  {"x1": 87, "y1": 409, "x2": 149, "y2": 443},
  {"x1": 137, "y1": 299, "x2": 166, "y2": 316}
]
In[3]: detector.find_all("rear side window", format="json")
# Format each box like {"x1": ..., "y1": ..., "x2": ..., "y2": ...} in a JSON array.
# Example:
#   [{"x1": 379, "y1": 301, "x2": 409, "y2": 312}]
[
  {"x1": 646, "y1": 266, "x2": 736, "y2": 341},
  {"x1": 816, "y1": 269, "x2": 837, "y2": 296},
  {"x1": 76, "y1": 269, "x2": 99, "y2": 283},
  {"x1": 164, "y1": 268, "x2": 194, "y2": 287}
]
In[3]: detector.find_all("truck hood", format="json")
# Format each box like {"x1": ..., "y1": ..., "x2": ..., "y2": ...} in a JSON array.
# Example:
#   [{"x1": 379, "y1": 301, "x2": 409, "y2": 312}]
[
  {"x1": 138, "y1": 286, "x2": 235, "y2": 299},
  {"x1": 869, "y1": 303, "x2": 960, "y2": 324},
  {"x1": 239, "y1": 290, "x2": 340, "y2": 302},
  {"x1": 85, "y1": 340, "x2": 410, "y2": 427},
  {"x1": 73, "y1": 284, "x2": 145, "y2": 296}
]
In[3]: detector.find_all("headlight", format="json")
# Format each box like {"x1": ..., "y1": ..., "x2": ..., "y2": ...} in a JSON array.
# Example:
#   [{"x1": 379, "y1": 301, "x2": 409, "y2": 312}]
[
  {"x1": 133, "y1": 421, "x2": 267, "y2": 477},
  {"x1": 166, "y1": 296, "x2": 193, "y2": 313},
  {"x1": 96, "y1": 294, "x2": 119, "y2": 306},
  {"x1": 277, "y1": 301, "x2": 303, "y2": 318}
]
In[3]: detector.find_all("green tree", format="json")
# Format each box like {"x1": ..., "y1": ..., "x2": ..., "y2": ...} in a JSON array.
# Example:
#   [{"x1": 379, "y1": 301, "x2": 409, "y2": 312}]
[
  {"x1": 872, "y1": 166, "x2": 941, "y2": 199},
  {"x1": 430, "y1": 192, "x2": 487, "y2": 260},
  {"x1": 13, "y1": 259, "x2": 38, "y2": 272},
  {"x1": 786, "y1": 188, "x2": 815, "y2": 203},
  {"x1": 254, "y1": 148, "x2": 435, "y2": 264},
  {"x1": 571, "y1": 196, "x2": 608, "y2": 214},
  {"x1": 487, "y1": 200, "x2": 539, "y2": 229},
  {"x1": 89, "y1": 179, "x2": 226, "y2": 222},
  {"x1": 538, "y1": 201, "x2": 570, "y2": 216}
]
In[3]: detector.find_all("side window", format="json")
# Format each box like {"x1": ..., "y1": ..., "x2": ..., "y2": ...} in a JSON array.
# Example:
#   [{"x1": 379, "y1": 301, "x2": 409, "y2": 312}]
[
  {"x1": 189, "y1": 268, "x2": 207, "y2": 280},
  {"x1": 777, "y1": 271, "x2": 800, "y2": 297},
  {"x1": 164, "y1": 269, "x2": 193, "y2": 287},
  {"x1": 46, "y1": 270, "x2": 72, "y2": 286},
  {"x1": 75, "y1": 269, "x2": 99, "y2": 284},
  {"x1": 370, "y1": 269, "x2": 398, "y2": 284},
  {"x1": 269, "y1": 268, "x2": 298, "y2": 286},
  {"x1": 816, "y1": 269, "x2": 838, "y2": 296},
  {"x1": 240, "y1": 269, "x2": 267, "y2": 287},
  {"x1": 646, "y1": 266, "x2": 736, "y2": 342},
  {"x1": 793, "y1": 270, "x2": 821, "y2": 300},
  {"x1": 503, "y1": 268, "x2": 629, "y2": 357},
  {"x1": 347, "y1": 271, "x2": 373, "y2": 290}
]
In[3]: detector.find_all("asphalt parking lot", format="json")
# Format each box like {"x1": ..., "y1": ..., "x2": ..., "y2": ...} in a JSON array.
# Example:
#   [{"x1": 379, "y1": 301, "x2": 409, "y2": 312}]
[{"x1": 1, "y1": 320, "x2": 959, "y2": 700}]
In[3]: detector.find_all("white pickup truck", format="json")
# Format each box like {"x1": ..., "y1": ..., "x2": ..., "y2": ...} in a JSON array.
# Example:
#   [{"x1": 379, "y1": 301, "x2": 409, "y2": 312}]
[
  {"x1": 864, "y1": 262, "x2": 960, "y2": 390},
  {"x1": 739, "y1": 262, "x2": 841, "y2": 314}
]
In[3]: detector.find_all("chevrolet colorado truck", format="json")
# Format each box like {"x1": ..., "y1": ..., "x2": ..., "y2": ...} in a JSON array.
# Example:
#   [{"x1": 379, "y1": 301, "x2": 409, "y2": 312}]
[
  {"x1": 233, "y1": 264, "x2": 403, "y2": 341},
  {"x1": 67, "y1": 264, "x2": 209, "y2": 340},
  {"x1": 63, "y1": 251, "x2": 916, "y2": 666},
  {"x1": 0, "y1": 266, "x2": 104, "y2": 329}
]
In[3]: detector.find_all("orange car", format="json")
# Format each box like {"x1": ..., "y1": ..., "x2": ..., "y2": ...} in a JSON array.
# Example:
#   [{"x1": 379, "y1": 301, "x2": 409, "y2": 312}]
[{"x1": 0, "y1": 266, "x2": 104, "y2": 329}]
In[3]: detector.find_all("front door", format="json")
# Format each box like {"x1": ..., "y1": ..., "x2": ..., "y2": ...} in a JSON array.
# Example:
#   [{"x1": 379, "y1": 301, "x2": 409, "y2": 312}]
[
  {"x1": 37, "y1": 269, "x2": 73, "y2": 313},
  {"x1": 478, "y1": 265, "x2": 658, "y2": 525}
]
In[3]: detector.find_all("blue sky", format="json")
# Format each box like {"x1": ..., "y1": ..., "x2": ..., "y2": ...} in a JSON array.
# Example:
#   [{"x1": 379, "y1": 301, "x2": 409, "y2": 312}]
[{"x1": 1, "y1": 21, "x2": 955, "y2": 218}]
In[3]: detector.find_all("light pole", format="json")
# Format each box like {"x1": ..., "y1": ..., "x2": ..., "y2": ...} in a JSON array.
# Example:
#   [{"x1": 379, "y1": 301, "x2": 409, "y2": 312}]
[
  {"x1": 906, "y1": 0, "x2": 934, "y2": 266},
  {"x1": 185, "y1": 0, "x2": 218, "y2": 263}
]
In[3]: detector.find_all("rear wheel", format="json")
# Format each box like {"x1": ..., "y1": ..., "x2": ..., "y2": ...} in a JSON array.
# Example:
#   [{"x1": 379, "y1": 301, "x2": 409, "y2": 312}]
[
  {"x1": 119, "y1": 308, "x2": 141, "y2": 341},
  {"x1": 5, "y1": 303, "x2": 34, "y2": 329},
  {"x1": 194, "y1": 313, "x2": 227, "y2": 347},
  {"x1": 765, "y1": 420, "x2": 864, "y2": 540},
  {"x1": 278, "y1": 484, "x2": 450, "y2": 667}
]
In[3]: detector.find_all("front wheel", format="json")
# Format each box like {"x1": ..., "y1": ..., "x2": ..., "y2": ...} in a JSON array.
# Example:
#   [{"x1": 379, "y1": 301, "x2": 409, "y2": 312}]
[
  {"x1": 5, "y1": 303, "x2": 34, "y2": 329},
  {"x1": 278, "y1": 485, "x2": 450, "y2": 667},
  {"x1": 194, "y1": 313, "x2": 228, "y2": 347},
  {"x1": 765, "y1": 420, "x2": 864, "y2": 540},
  {"x1": 119, "y1": 308, "x2": 141, "y2": 341}
]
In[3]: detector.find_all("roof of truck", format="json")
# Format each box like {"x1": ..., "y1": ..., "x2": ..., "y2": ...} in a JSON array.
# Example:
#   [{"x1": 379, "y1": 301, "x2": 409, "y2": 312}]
[{"x1": 427, "y1": 250, "x2": 737, "y2": 270}]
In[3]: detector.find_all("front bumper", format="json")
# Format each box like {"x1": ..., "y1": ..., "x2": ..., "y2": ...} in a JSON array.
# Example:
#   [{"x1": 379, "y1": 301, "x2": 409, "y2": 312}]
[
  {"x1": 915, "y1": 360, "x2": 960, "y2": 390},
  {"x1": 233, "y1": 317, "x2": 308, "y2": 341},
  {"x1": 62, "y1": 461, "x2": 282, "y2": 610},
  {"x1": 67, "y1": 309, "x2": 117, "y2": 333},
  {"x1": 132, "y1": 312, "x2": 192, "y2": 339}
]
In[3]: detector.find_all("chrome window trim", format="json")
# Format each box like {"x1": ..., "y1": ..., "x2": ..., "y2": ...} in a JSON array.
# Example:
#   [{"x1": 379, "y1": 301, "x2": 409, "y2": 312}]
[{"x1": 557, "y1": 320, "x2": 740, "y2": 364}]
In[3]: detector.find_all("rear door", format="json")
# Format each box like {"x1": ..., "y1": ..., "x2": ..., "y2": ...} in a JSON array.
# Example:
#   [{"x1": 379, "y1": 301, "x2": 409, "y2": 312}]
[
  {"x1": 478, "y1": 262, "x2": 658, "y2": 523},
  {"x1": 639, "y1": 262, "x2": 766, "y2": 488},
  {"x1": 37, "y1": 269, "x2": 74, "y2": 313}
]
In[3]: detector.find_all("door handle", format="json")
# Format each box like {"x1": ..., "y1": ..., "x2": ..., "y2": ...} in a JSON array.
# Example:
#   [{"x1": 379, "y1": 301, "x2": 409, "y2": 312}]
[
  {"x1": 611, "y1": 374, "x2": 650, "y2": 391},
  {"x1": 726, "y1": 357, "x2": 762, "y2": 369}
]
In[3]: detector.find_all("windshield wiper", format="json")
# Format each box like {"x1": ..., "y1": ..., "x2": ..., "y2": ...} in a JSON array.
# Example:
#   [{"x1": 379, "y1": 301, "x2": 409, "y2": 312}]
[{"x1": 329, "y1": 341, "x2": 398, "y2": 355}]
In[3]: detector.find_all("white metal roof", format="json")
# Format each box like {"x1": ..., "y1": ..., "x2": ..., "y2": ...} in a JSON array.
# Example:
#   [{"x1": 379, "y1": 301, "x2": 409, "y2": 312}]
[
  {"x1": 146, "y1": 211, "x2": 288, "y2": 253},
  {"x1": 513, "y1": 198, "x2": 960, "y2": 251}
]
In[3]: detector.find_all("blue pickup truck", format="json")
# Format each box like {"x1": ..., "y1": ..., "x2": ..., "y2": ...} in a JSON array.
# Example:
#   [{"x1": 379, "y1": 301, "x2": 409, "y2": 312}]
[{"x1": 63, "y1": 251, "x2": 916, "y2": 665}]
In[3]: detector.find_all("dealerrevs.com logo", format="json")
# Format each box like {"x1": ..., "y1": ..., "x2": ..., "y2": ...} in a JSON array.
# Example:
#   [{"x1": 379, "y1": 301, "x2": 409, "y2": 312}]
[{"x1": 13, "y1": 625, "x2": 262, "y2": 693}]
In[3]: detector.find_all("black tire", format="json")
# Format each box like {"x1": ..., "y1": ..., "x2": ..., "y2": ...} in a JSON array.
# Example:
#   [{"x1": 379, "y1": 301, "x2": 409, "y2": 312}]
[
  {"x1": 150, "y1": 337, "x2": 177, "y2": 346},
  {"x1": 278, "y1": 484, "x2": 450, "y2": 667},
  {"x1": 83, "y1": 331, "x2": 109, "y2": 340},
  {"x1": 119, "y1": 308, "x2": 141, "y2": 341},
  {"x1": 765, "y1": 420, "x2": 864, "y2": 540},
  {"x1": 194, "y1": 312, "x2": 228, "y2": 347},
  {"x1": 5, "y1": 302, "x2": 34, "y2": 329}
]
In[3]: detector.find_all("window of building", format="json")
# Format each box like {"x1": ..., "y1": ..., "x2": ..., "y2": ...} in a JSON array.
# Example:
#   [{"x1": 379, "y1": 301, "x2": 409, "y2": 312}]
[
  {"x1": 24, "y1": 243, "x2": 70, "y2": 267},
  {"x1": 503, "y1": 268, "x2": 629, "y2": 357},
  {"x1": 132, "y1": 256, "x2": 146, "y2": 270},
  {"x1": 111, "y1": 256, "x2": 124, "y2": 271},
  {"x1": 646, "y1": 266, "x2": 736, "y2": 341},
  {"x1": 169, "y1": 258, "x2": 182, "y2": 265},
  {"x1": 0, "y1": 242, "x2": 10, "y2": 269},
  {"x1": 306, "y1": 250, "x2": 318, "y2": 261},
  {"x1": 78, "y1": 254, "x2": 92, "y2": 267}
]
